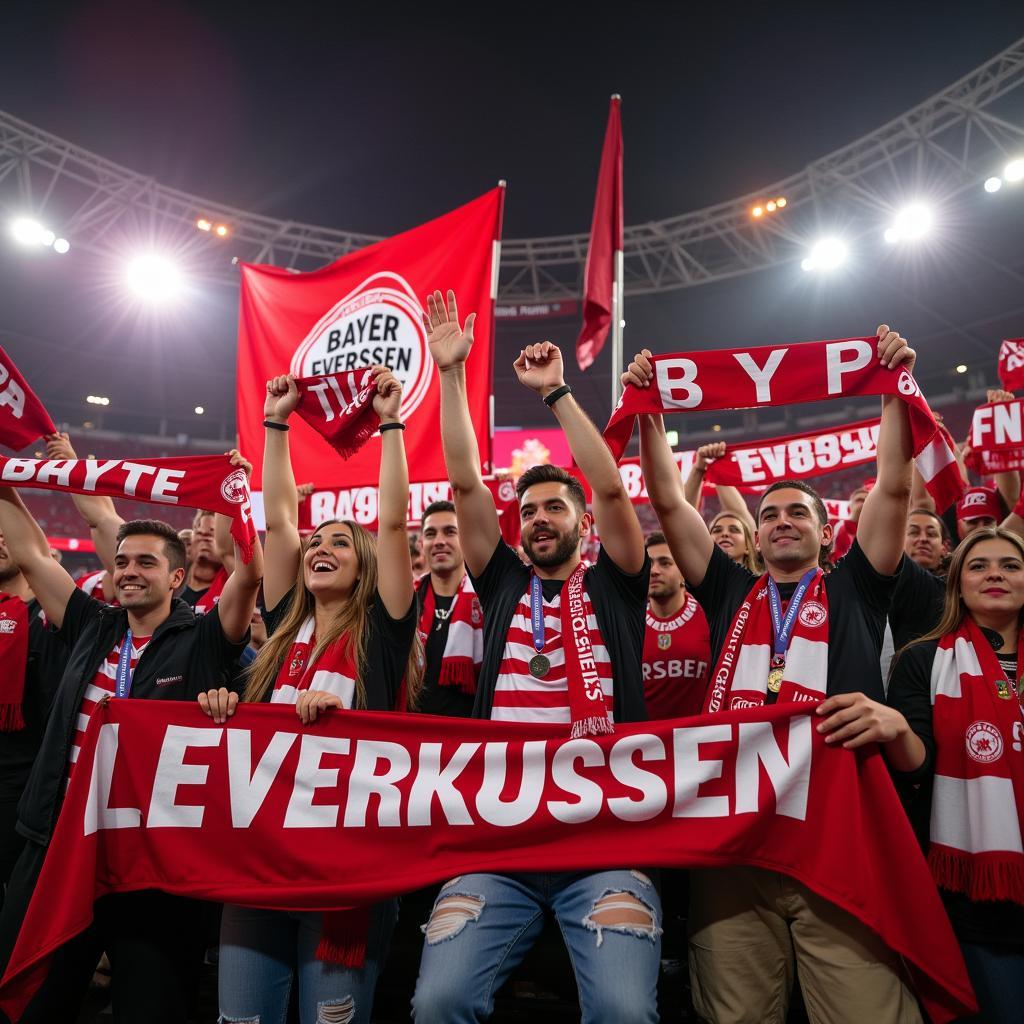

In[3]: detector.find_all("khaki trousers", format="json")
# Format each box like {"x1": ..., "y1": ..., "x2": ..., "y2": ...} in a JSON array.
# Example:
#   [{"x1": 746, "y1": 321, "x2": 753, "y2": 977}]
[{"x1": 688, "y1": 867, "x2": 922, "y2": 1024}]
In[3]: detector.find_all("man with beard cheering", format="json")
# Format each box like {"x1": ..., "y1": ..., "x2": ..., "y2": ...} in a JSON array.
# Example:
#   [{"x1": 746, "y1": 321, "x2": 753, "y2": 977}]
[{"x1": 412, "y1": 290, "x2": 660, "y2": 1024}]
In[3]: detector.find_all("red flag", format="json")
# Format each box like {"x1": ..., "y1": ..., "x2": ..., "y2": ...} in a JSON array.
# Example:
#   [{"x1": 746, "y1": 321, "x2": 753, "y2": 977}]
[
  {"x1": 576, "y1": 97, "x2": 623, "y2": 371},
  {"x1": 0, "y1": 347, "x2": 57, "y2": 450},
  {"x1": 237, "y1": 189, "x2": 504, "y2": 491},
  {"x1": 997, "y1": 338, "x2": 1024, "y2": 392}
]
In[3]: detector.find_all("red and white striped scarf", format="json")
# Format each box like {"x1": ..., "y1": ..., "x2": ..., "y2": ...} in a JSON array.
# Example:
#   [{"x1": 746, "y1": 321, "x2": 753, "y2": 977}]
[
  {"x1": 494, "y1": 563, "x2": 614, "y2": 737},
  {"x1": 191, "y1": 567, "x2": 228, "y2": 616},
  {"x1": 417, "y1": 574, "x2": 483, "y2": 694},
  {"x1": 0, "y1": 594, "x2": 29, "y2": 731},
  {"x1": 928, "y1": 616, "x2": 1024, "y2": 905},
  {"x1": 705, "y1": 570, "x2": 829, "y2": 713},
  {"x1": 271, "y1": 616, "x2": 358, "y2": 708},
  {"x1": 294, "y1": 369, "x2": 379, "y2": 459}
]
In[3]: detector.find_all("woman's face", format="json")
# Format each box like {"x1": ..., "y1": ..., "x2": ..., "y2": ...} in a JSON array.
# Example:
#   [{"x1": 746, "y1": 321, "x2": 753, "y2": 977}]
[
  {"x1": 959, "y1": 538, "x2": 1024, "y2": 620},
  {"x1": 303, "y1": 523, "x2": 361, "y2": 597},
  {"x1": 710, "y1": 515, "x2": 748, "y2": 559}
]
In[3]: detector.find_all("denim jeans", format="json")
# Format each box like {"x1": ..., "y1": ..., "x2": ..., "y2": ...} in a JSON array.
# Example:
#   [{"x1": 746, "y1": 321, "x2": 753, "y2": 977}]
[
  {"x1": 218, "y1": 899, "x2": 397, "y2": 1024},
  {"x1": 958, "y1": 941, "x2": 1024, "y2": 1023},
  {"x1": 412, "y1": 869, "x2": 662, "y2": 1024}
]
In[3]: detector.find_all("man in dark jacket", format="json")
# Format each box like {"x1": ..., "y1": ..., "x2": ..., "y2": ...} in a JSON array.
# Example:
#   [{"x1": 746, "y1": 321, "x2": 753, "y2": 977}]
[{"x1": 0, "y1": 483, "x2": 262, "y2": 1024}]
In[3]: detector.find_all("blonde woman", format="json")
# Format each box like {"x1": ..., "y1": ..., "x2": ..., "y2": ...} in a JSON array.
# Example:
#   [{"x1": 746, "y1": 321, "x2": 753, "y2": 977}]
[{"x1": 215, "y1": 367, "x2": 421, "y2": 1024}]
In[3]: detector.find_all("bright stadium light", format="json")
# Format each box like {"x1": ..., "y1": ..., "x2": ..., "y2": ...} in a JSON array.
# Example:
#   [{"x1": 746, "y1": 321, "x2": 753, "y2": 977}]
[
  {"x1": 10, "y1": 218, "x2": 45, "y2": 245},
  {"x1": 751, "y1": 205, "x2": 764, "y2": 218},
  {"x1": 194, "y1": 406, "x2": 205, "y2": 415},
  {"x1": 802, "y1": 238, "x2": 848, "y2": 272},
  {"x1": 86, "y1": 395, "x2": 110, "y2": 406},
  {"x1": 955, "y1": 364, "x2": 968, "y2": 374},
  {"x1": 1004, "y1": 158, "x2": 1024, "y2": 182},
  {"x1": 53, "y1": 238, "x2": 70, "y2": 254},
  {"x1": 125, "y1": 255, "x2": 183, "y2": 303},
  {"x1": 884, "y1": 203, "x2": 932, "y2": 244},
  {"x1": 984, "y1": 176, "x2": 1003, "y2": 193}
]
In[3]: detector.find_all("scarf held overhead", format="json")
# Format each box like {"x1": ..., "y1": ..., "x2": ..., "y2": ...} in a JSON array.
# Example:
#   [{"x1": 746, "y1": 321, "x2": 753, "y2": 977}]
[
  {"x1": 0, "y1": 701, "x2": 975, "y2": 1023},
  {"x1": 604, "y1": 337, "x2": 963, "y2": 511},
  {"x1": 0, "y1": 347, "x2": 56, "y2": 451},
  {"x1": 294, "y1": 369, "x2": 380, "y2": 459},
  {"x1": 968, "y1": 399, "x2": 1024, "y2": 473},
  {"x1": 0, "y1": 455, "x2": 256, "y2": 563}
]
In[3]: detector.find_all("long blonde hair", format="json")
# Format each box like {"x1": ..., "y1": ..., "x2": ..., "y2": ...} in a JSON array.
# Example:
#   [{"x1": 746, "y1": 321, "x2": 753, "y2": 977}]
[
  {"x1": 899, "y1": 526, "x2": 1024, "y2": 658},
  {"x1": 243, "y1": 520, "x2": 423, "y2": 707},
  {"x1": 708, "y1": 511, "x2": 761, "y2": 573}
]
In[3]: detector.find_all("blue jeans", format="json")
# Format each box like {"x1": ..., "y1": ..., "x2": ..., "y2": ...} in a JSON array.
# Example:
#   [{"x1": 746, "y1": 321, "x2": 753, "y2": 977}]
[
  {"x1": 412, "y1": 870, "x2": 662, "y2": 1024},
  {"x1": 218, "y1": 900, "x2": 397, "y2": 1024},
  {"x1": 958, "y1": 941, "x2": 1024, "y2": 1023}
]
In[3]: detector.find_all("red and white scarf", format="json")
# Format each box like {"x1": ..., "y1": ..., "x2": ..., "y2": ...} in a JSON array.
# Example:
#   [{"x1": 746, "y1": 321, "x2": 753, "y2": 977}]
[
  {"x1": 191, "y1": 567, "x2": 228, "y2": 616},
  {"x1": 928, "y1": 616, "x2": 1024, "y2": 905},
  {"x1": 967, "y1": 398, "x2": 1024, "y2": 473},
  {"x1": 416, "y1": 574, "x2": 483, "y2": 694},
  {"x1": 0, "y1": 454, "x2": 256, "y2": 563},
  {"x1": 604, "y1": 336, "x2": 963, "y2": 511},
  {"x1": 0, "y1": 594, "x2": 29, "y2": 731},
  {"x1": 997, "y1": 337, "x2": 1024, "y2": 393},
  {"x1": 0, "y1": 346, "x2": 56, "y2": 450},
  {"x1": 294, "y1": 369, "x2": 379, "y2": 459},
  {"x1": 705, "y1": 571, "x2": 829, "y2": 713}
]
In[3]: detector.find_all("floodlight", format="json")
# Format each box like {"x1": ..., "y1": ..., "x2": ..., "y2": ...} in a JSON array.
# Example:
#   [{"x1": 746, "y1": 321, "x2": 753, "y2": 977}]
[
  {"x1": 194, "y1": 406, "x2": 205, "y2": 415},
  {"x1": 752, "y1": 206, "x2": 764, "y2": 218},
  {"x1": 1004, "y1": 158, "x2": 1024, "y2": 182},
  {"x1": 984, "y1": 176, "x2": 1003, "y2": 193},
  {"x1": 125, "y1": 255, "x2": 183, "y2": 303},
  {"x1": 955, "y1": 364, "x2": 968, "y2": 374},
  {"x1": 215, "y1": 224, "x2": 229, "y2": 237},
  {"x1": 53, "y1": 238, "x2": 70, "y2": 254},
  {"x1": 86, "y1": 395, "x2": 110, "y2": 406},
  {"x1": 196, "y1": 218, "x2": 212, "y2": 231},
  {"x1": 40, "y1": 229, "x2": 55, "y2": 247},
  {"x1": 885, "y1": 203, "x2": 932, "y2": 244},
  {"x1": 10, "y1": 218, "x2": 45, "y2": 245},
  {"x1": 802, "y1": 238, "x2": 847, "y2": 272},
  {"x1": 712, "y1": 424, "x2": 722, "y2": 433},
  {"x1": 776, "y1": 197, "x2": 787, "y2": 208},
  {"x1": 766, "y1": 201, "x2": 777, "y2": 212}
]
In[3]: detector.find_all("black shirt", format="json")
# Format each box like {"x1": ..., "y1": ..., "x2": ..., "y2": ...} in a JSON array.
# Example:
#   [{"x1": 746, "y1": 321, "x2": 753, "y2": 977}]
[
  {"x1": 889, "y1": 557, "x2": 945, "y2": 654},
  {"x1": 263, "y1": 589, "x2": 416, "y2": 712},
  {"x1": 415, "y1": 583, "x2": 475, "y2": 718},
  {"x1": 887, "y1": 638, "x2": 1024, "y2": 948},
  {"x1": 178, "y1": 585, "x2": 207, "y2": 608},
  {"x1": 691, "y1": 540, "x2": 898, "y2": 702},
  {"x1": 468, "y1": 541, "x2": 651, "y2": 723}
]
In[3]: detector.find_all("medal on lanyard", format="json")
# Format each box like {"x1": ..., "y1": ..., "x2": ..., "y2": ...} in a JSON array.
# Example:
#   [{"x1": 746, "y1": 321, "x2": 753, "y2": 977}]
[
  {"x1": 766, "y1": 569, "x2": 818, "y2": 693},
  {"x1": 115, "y1": 630, "x2": 137, "y2": 699},
  {"x1": 528, "y1": 574, "x2": 551, "y2": 678}
]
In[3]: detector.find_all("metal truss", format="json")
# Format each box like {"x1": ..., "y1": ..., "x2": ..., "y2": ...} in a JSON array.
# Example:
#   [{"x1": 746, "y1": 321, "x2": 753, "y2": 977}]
[{"x1": 1, "y1": 35, "x2": 1023, "y2": 301}]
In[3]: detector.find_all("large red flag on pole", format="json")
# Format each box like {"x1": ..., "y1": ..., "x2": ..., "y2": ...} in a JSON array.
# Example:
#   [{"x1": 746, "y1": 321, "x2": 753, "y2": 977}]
[
  {"x1": 576, "y1": 96, "x2": 624, "y2": 383},
  {"x1": 237, "y1": 188, "x2": 504, "y2": 491}
]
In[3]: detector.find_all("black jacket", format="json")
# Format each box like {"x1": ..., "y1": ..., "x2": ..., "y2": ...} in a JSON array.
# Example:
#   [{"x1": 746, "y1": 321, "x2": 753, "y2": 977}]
[{"x1": 16, "y1": 587, "x2": 246, "y2": 846}]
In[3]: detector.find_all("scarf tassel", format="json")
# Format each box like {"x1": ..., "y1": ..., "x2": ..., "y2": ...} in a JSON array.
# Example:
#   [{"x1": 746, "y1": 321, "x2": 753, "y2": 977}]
[
  {"x1": 316, "y1": 907, "x2": 370, "y2": 968},
  {"x1": 0, "y1": 704, "x2": 24, "y2": 733},
  {"x1": 333, "y1": 418, "x2": 380, "y2": 461},
  {"x1": 929, "y1": 847, "x2": 1024, "y2": 906},
  {"x1": 570, "y1": 715, "x2": 615, "y2": 740},
  {"x1": 438, "y1": 662, "x2": 478, "y2": 695}
]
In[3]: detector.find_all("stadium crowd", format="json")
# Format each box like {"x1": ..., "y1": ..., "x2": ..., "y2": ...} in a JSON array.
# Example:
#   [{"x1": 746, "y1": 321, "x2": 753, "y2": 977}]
[{"x1": 0, "y1": 294, "x2": 1020, "y2": 1024}]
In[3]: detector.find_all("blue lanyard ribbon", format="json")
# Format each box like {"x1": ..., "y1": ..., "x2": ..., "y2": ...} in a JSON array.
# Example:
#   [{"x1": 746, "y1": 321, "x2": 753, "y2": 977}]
[
  {"x1": 115, "y1": 630, "x2": 137, "y2": 699},
  {"x1": 529, "y1": 574, "x2": 546, "y2": 653},
  {"x1": 766, "y1": 568, "x2": 818, "y2": 660}
]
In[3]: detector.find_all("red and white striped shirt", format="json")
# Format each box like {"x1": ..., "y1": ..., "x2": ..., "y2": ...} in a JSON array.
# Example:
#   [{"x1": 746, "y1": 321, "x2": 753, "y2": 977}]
[
  {"x1": 68, "y1": 634, "x2": 151, "y2": 780},
  {"x1": 492, "y1": 578, "x2": 613, "y2": 725}
]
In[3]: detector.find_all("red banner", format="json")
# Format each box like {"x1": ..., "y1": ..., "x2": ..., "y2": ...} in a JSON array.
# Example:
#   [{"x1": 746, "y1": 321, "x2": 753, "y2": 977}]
[
  {"x1": 0, "y1": 701, "x2": 975, "y2": 1022},
  {"x1": 237, "y1": 189, "x2": 504, "y2": 490},
  {"x1": 997, "y1": 338, "x2": 1024, "y2": 393},
  {"x1": 0, "y1": 346, "x2": 56, "y2": 450},
  {"x1": 968, "y1": 399, "x2": 1024, "y2": 472}
]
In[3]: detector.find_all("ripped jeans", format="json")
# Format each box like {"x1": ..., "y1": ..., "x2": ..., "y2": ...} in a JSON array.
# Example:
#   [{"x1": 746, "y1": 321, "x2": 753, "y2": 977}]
[
  {"x1": 412, "y1": 870, "x2": 661, "y2": 1024},
  {"x1": 218, "y1": 900, "x2": 397, "y2": 1024}
]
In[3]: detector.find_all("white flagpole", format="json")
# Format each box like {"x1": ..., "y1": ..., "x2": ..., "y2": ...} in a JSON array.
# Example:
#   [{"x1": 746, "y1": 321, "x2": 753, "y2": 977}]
[{"x1": 611, "y1": 246, "x2": 624, "y2": 407}]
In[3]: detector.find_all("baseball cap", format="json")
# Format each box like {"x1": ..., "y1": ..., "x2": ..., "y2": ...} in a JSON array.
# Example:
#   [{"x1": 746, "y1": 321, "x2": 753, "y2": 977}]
[{"x1": 956, "y1": 486, "x2": 1001, "y2": 522}]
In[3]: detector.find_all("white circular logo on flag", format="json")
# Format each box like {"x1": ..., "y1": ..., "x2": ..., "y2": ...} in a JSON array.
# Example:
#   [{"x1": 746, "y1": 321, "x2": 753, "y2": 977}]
[
  {"x1": 798, "y1": 600, "x2": 827, "y2": 628},
  {"x1": 220, "y1": 469, "x2": 249, "y2": 505},
  {"x1": 497, "y1": 480, "x2": 516, "y2": 502},
  {"x1": 965, "y1": 721, "x2": 1003, "y2": 763},
  {"x1": 290, "y1": 272, "x2": 431, "y2": 421}
]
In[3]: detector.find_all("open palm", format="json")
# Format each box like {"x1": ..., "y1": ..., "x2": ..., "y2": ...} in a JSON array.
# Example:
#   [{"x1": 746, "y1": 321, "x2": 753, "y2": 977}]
[{"x1": 424, "y1": 289, "x2": 476, "y2": 370}]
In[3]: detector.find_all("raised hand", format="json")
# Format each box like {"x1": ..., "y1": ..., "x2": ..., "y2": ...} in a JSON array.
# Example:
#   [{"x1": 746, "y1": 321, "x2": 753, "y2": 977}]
[
  {"x1": 44, "y1": 431, "x2": 77, "y2": 461},
  {"x1": 226, "y1": 449, "x2": 253, "y2": 477},
  {"x1": 876, "y1": 325, "x2": 915, "y2": 374},
  {"x1": 621, "y1": 348, "x2": 654, "y2": 390},
  {"x1": 265, "y1": 374, "x2": 301, "y2": 422},
  {"x1": 424, "y1": 289, "x2": 476, "y2": 371},
  {"x1": 987, "y1": 388, "x2": 1015, "y2": 405},
  {"x1": 513, "y1": 341, "x2": 565, "y2": 397},
  {"x1": 695, "y1": 441, "x2": 726, "y2": 471},
  {"x1": 371, "y1": 366, "x2": 403, "y2": 422}
]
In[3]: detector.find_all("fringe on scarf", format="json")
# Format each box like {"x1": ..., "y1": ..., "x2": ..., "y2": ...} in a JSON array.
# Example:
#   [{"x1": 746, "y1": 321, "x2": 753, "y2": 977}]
[
  {"x1": 570, "y1": 715, "x2": 615, "y2": 739},
  {"x1": 316, "y1": 906, "x2": 371, "y2": 968},
  {"x1": 438, "y1": 662, "x2": 477, "y2": 694},
  {"x1": 334, "y1": 418, "x2": 380, "y2": 461},
  {"x1": 929, "y1": 846, "x2": 1024, "y2": 906},
  {"x1": 0, "y1": 704, "x2": 25, "y2": 733}
]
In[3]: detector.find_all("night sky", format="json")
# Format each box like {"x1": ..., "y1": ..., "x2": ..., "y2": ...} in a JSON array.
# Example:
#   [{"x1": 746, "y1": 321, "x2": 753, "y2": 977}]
[{"x1": 2, "y1": 1, "x2": 1024, "y2": 442}]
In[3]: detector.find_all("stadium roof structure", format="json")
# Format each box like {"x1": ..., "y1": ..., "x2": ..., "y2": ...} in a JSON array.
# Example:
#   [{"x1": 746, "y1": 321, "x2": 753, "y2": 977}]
[{"x1": 1, "y1": 36, "x2": 1023, "y2": 302}]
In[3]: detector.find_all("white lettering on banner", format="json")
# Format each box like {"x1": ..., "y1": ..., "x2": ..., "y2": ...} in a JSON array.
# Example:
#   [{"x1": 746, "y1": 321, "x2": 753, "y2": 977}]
[
  {"x1": 307, "y1": 481, "x2": 454, "y2": 528},
  {"x1": 733, "y1": 350, "x2": 787, "y2": 403},
  {"x1": 728, "y1": 423, "x2": 880, "y2": 484},
  {"x1": 83, "y1": 461, "x2": 122, "y2": 491},
  {"x1": 656, "y1": 359, "x2": 703, "y2": 409},
  {"x1": 34, "y1": 460, "x2": 75, "y2": 488},
  {"x1": 1, "y1": 459, "x2": 36, "y2": 483},
  {"x1": 85, "y1": 717, "x2": 815, "y2": 834},
  {"x1": 972, "y1": 402, "x2": 1023, "y2": 449},
  {"x1": 825, "y1": 340, "x2": 873, "y2": 395},
  {"x1": 0, "y1": 364, "x2": 25, "y2": 420}
]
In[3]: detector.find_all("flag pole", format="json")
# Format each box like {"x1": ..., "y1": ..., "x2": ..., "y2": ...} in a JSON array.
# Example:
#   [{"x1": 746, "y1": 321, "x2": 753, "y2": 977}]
[{"x1": 610, "y1": 95, "x2": 623, "y2": 408}]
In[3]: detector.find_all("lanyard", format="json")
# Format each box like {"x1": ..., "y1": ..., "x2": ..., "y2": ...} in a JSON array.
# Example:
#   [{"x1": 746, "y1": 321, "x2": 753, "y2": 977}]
[
  {"x1": 529, "y1": 574, "x2": 546, "y2": 653},
  {"x1": 766, "y1": 568, "x2": 818, "y2": 660},
  {"x1": 115, "y1": 630, "x2": 139, "y2": 699}
]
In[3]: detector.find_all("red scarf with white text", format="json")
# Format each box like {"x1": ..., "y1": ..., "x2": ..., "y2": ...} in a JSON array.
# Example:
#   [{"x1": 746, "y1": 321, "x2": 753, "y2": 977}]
[
  {"x1": 0, "y1": 594, "x2": 29, "y2": 731},
  {"x1": 417, "y1": 575, "x2": 483, "y2": 694},
  {"x1": 0, "y1": 455, "x2": 256, "y2": 563},
  {"x1": 0, "y1": 701, "x2": 978, "y2": 1023},
  {"x1": 997, "y1": 337, "x2": 1024, "y2": 393},
  {"x1": 928, "y1": 616, "x2": 1024, "y2": 905},
  {"x1": 294, "y1": 370, "x2": 379, "y2": 459},
  {"x1": 705, "y1": 571, "x2": 829, "y2": 713},
  {"x1": 0, "y1": 347, "x2": 56, "y2": 450},
  {"x1": 967, "y1": 399, "x2": 1024, "y2": 473},
  {"x1": 604, "y1": 337, "x2": 963, "y2": 511},
  {"x1": 191, "y1": 567, "x2": 228, "y2": 615}
]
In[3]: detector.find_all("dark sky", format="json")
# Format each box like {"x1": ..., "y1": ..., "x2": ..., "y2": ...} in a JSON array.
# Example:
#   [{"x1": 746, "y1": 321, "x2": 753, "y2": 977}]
[{"x1": 2, "y1": 1, "x2": 1024, "y2": 442}]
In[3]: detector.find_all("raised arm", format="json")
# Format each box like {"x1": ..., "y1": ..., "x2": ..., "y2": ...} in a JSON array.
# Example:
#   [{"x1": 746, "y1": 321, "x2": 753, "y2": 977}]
[
  {"x1": 425, "y1": 289, "x2": 500, "y2": 577},
  {"x1": 0, "y1": 488, "x2": 75, "y2": 628},
  {"x1": 984, "y1": 390, "x2": 1022, "y2": 511},
  {"x1": 512, "y1": 341, "x2": 644, "y2": 573},
  {"x1": 213, "y1": 450, "x2": 263, "y2": 642},
  {"x1": 370, "y1": 368, "x2": 415, "y2": 619},
  {"x1": 716, "y1": 484, "x2": 755, "y2": 531},
  {"x1": 683, "y1": 443, "x2": 719, "y2": 511},
  {"x1": 855, "y1": 325, "x2": 915, "y2": 576},
  {"x1": 262, "y1": 375, "x2": 303, "y2": 610},
  {"x1": 45, "y1": 432, "x2": 124, "y2": 573}
]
